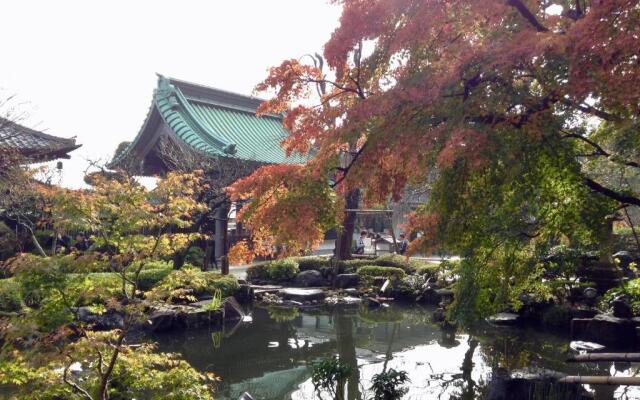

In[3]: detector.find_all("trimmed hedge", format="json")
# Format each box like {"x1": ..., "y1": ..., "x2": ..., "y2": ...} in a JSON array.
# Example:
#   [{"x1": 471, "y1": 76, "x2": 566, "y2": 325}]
[
  {"x1": 296, "y1": 257, "x2": 331, "y2": 271},
  {"x1": 246, "y1": 262, "x2": 270, "y2": 281},
  {"x1": 338, "y1": 259, "x2": 373, "y2": 273},
  {"x1": 0, "y1": 278, "x2": 22, "y2": 312},
  {"x1": 147, "y1": 267, "x2": 240, "y2": 302},
  {"x1": 268, "y1": 258, "x2": 299, "y2": 282},
  {"x1": 247, "y1": 258, "x2": 299, "y2": 283},
  {"x1": 202, "y1": 273, "x2": 240, "y2": 298},
  {"x1": 357, "y1": 266, "x2": 406, "y2": 280},
  {"x1": 136, "y1": 267, "x2": 173, "y2": 291}
]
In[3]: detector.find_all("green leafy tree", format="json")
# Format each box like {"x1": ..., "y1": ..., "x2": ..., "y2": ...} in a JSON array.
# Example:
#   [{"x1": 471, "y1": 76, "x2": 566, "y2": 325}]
[{"x1": 0, "y1": 171, "x2": 212, "y2": 400}]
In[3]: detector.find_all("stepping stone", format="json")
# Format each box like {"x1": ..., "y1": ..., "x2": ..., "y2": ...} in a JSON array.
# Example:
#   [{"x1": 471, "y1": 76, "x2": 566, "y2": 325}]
[
  {"x1": 487, "y1": 312, "x2": 521, "y2": 326},
  {"x1": 279, "y1": 288, "x2": 326, "y2": 302},
  {"x1": 569, "y1": 340, "x2": 605, "y2": 353}
]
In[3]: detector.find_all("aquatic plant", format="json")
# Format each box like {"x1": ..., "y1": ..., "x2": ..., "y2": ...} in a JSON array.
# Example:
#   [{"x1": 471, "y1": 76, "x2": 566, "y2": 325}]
[
  {"x1": 311, "y1": 356, "x2": 352, "y2": 400},
  {"x1": 370, "y1": 369, "x2": 410, "y2": 400},
  {"x1": 202, "y1": 289, "x2": 223, "y2": 312}
]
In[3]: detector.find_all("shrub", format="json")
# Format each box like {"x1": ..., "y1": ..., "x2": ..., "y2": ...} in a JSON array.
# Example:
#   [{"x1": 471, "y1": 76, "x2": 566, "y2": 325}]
[
  {"x1": 338, "y1": 259, "x2": 373, "y2": 273},
  {"x1": 357, "y1": 266, "x2": 405, "y2": 280},
  {"x1": 541, "y1": 305, "x2": 574, "y2": 331},
  {"x1": 147, "y1": 267, "x2": 239, "y2": 303},
  {"x1": 370, "y1": 369, "x2": 410, "y2": 400},
  {"x1": 135, "y1": 267, "x2": 173, "y2": 291},
  {"x1": 373, "y1": 254, "x2": 412, "y2": 270},
  {"x1": 202, "y1": 273, "x2": 240, "y2": 298},
  {"x1": 136, "y1": 259, "x2": 174, "y2": 271},
  {"x1": 311, "y1": 357, "x2": 352, "y2": 399},
  {"x1": 72, "y1": 273, "x2": 124, "y2": 304},
  {"x1": 602, "y1": 278, "x2": 640, "y2": 314},
  {"x1": 184, "y1": 246, "x2": 205, "y2": 266},
  {"x1": 0, "y1": 278, "x2": 22, "y2": 312},
  {"x1": 246, "y1": 262, "x2": 270, "y2": 281},
  {"x1": 415, "y1": 263, "x2": 440, "y2": 279},
  {"x1": 297, "y1": 257, "x2": 331, "y2": 271},
  {"x1": 267, "y1": 258, "x2": 299, "y2": 282}
]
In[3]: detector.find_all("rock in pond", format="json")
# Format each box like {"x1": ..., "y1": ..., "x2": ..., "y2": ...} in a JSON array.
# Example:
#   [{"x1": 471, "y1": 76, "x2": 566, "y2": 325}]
[
  {"x1": 365, "y1": 297, "x2": 383, "y2": 309},
  {"x1": 613, "y1": 297, "x2": 634, "y2": 318},
  {"x1": 569, "y1": 340, "x2": 605, "y2": 353},
  {"x1": 487, "y1": 312, "x2": 521, "y2": 326},
  {"x1": 74, "y1": 307, "x2": 124, "y2": 330},
  {"x1": 327, "y1": 295, "x2": 362, "y2": 306},
  {"x1": 147, "y1": 304, "x2": 220, "y2": 332},
  {"x1": 294, "y1": 270, "x2": 327, "y2": 287},
  {"x1": 572, "y1": 314, "x2": 637, "y2": 346},
  {"x1": 335, "y1": 273, "x2": 360, "y2": 288},
  {"x1": 279, "y1": 288, "x2": 326, "y2": 302},
  {"x1": 485, "y1": 368, "x2": 589, "y2": 400}
]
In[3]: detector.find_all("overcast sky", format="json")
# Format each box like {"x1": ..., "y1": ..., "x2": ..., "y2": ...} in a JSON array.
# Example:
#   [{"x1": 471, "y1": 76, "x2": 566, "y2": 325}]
[{"x1": 0, "y1": 0, "x2": 341, "y2": 188}]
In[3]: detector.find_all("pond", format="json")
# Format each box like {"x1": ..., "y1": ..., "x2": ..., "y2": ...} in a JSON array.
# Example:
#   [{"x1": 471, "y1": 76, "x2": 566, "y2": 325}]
[{"x1": 153, "y1": 304, "x2": 640, "y2": 400}]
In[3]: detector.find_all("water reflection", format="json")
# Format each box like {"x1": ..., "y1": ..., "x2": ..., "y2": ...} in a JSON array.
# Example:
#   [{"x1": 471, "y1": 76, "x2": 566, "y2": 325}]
[{"x1": 152, "y1": 304, "x2": 640, "y2": 400}]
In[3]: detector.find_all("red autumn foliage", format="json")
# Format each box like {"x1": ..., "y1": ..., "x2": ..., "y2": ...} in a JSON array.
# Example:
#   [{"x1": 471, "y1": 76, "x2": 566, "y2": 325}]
[{"x1": 231, "y1": 0, "x2": 640, "y2": 254}]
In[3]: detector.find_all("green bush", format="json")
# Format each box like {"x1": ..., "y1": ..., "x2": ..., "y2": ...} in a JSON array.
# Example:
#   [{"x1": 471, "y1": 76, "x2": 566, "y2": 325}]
[
  {"x1": 415, "y1": 263, "x2": 440, "y2": 279},
  {"x1": 247, "y1": 258, "x2": 300, "y2": 283},
  {"x1": 602, "y1": 278, "x2": 640, "y2": 314},
  {"x1": 246, "y1": 262, "x2": 270, "y2": 281},
  {"x1": 338, "y1": 259, "x2": 373, "y2": 273},
  {"x1": 147, "y1": 267, "x2": 239, "y2": 303},
  {"x1": 296, "y1": 257, "x2": 331, "y2": 271},
  {"x1": 0, "y1": 278, "x2": 23, "y2": 312},
  {"x1": 184, "y1": 246, "x2": 205, "y2": 266},
  {"x1": 267, "y1": 258, "x2": 299, "y2": 282},
  {"x1": 136, "y1": 259, "x2": 174, "y2": 271},
  {"x1": 357, "y1": 266, "x2": 405, "y2": 280},
  {"x1": 202, "y1": 273, "x2": 240, "y2": 297},
  {"x1": 541, "y1": 305, "x2": 574, "y2": 331},
  {"x1": 73, "y1": 273, "x2": 124, "y2": 304},
  {"x1": 136, "y1": 267, "x2": 173, "y2": 291},
  {"x1": 373, "y1": 254, "x2": 412, "y2": 270}
]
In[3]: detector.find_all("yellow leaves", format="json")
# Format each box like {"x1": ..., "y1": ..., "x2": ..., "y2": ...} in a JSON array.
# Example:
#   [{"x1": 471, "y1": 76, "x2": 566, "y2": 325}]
[{"x1": 49, "y1": 171, "x2": 207, "y2": 262}]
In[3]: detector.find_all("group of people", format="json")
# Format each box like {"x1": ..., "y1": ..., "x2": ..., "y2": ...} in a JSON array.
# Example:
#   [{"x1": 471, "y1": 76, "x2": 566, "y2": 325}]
[
  {"x1": 51, "y1": 232, "x2": 93, "y2": 254},
  {"x1": 354, "y1": 230, "x2": 408, "y2": 255}
]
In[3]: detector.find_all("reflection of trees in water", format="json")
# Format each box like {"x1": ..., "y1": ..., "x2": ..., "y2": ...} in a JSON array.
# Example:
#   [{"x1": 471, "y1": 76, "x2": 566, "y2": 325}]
[
  {"x1": 336, "y1": 311, "x2": 362, "y2": 400},
  {"x1": 436, "y1": 335, "x2": 484, "y2": 400}
]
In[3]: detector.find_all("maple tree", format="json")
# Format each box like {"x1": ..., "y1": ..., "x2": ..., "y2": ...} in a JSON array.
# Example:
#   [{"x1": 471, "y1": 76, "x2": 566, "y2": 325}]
[
  {"x1": 231, "y1": 0, "x2": 639, "y2": 317},
  {"x1": 0, "y1": 171, "x2": 212, "y2": 399}
]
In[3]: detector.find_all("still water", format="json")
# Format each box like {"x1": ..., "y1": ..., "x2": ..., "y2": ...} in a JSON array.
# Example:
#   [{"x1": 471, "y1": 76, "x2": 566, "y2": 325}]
[{"x1": 153, "y1": 304, "x2": 640, "y2": 400}]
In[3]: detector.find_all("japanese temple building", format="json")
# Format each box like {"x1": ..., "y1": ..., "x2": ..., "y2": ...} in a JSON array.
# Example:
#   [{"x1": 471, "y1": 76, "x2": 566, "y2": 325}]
[
  {"x1": 0, "y1": 117, "x2": 80, "y2": 162},
  {"x1": 109, "y1": 75, "x2": 307, "y2": 265},
  {"x1": 109, "y1": 75, "x2": 305, "y2": 175}
]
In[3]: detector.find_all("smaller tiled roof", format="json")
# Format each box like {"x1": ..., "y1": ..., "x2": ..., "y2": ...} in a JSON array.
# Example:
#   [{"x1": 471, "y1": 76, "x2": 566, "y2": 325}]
[
  {"x1": 110, "y1": 75, "x2": 307, "y2": 171},
  {"x1": 0, "y1": 117, "x2": 80, "y2": 161}
]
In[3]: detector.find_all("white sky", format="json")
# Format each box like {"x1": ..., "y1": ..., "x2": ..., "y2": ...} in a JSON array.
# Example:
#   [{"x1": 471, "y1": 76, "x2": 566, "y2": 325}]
[{"x1": 0, "y1": 0, "x2": 341, "y2": 188}]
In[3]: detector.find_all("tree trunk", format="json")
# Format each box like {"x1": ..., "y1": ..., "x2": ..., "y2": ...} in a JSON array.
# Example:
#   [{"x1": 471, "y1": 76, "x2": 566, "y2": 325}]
[
  {"x1": 214, "y1": 202, "x2": 230, "y2": 267},
  {"x1": 173, "y1": 247, "x2": 187, "y2": 269},
  {"x1": 30, "y1": 231, "x2": 46, "y2": 257},
  {"x1": 335, "y1": 189, "x2": 359, "y2": 260},
  {"x1": 335, "y1": 312, "x2": 361, "y2": 400},
  {"x1": 203, "y1": 239, "x2": 214, "y2": 270}
]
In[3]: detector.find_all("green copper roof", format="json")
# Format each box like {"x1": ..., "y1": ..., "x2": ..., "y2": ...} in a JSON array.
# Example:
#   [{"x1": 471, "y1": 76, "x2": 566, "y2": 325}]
[{"x1": 110, "y1": 75, "x2": 306, "y2": 170}]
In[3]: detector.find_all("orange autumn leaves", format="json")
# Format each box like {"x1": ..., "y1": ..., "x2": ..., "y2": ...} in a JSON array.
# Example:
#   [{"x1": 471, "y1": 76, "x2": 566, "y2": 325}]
[
  {"x1": 227, "y1": 164, "x2": 340, "y2": 256},
  {"x1": 232, "y1": 0, "x2": 640, "y2": 257}
]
